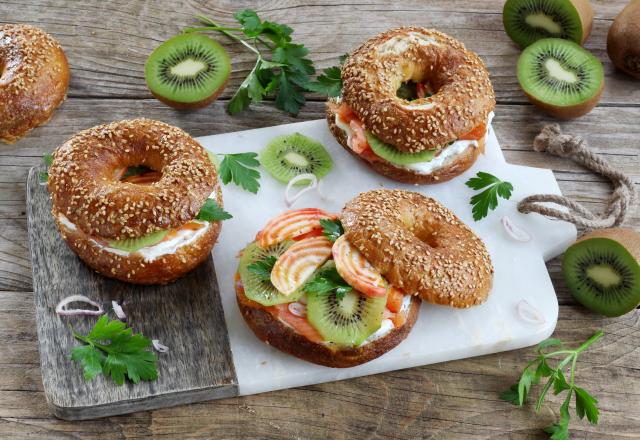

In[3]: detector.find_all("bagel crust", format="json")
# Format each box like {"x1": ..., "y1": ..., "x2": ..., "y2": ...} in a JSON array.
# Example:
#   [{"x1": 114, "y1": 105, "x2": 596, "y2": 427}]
[
  {"x1": 341, "y1": 27, "x2": 495, "y2": 153},
  {"x1": 236, "y1": 279, "x2": 421, "y2": 368},
  {"x1": 341, "y1": 190, "x2": 493, "y2": 308},
  {"x1": 0, "y1": 24, "x2": 70, "y2": 143}
]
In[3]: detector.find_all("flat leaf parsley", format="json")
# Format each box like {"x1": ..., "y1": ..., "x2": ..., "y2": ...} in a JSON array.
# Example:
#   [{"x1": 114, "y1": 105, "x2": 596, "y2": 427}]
[
  {"x1": 39, "y1": 153, "x2": 53, "y2": 183},
  {"x1": 304, "y1": 264, "x2": 352, "y2": 299},
  {"x1": 306, "y1": 53, "x2": 348, "y2": 97},
  {"x1": 218, "y1": 152, "x2": 261, "y2": 194},
  {"x1": 247, "y1": 255, "x2": 277, "y2": 281},
  {"x1": 465, "y1": 171, "x2": 513, "y2": 221},
  {"x1": 320, "y1": 218, "x2": 344, "y2": 242},
  {"x1": 196, "y1": 199, "x2": 233, "y2": 221}
]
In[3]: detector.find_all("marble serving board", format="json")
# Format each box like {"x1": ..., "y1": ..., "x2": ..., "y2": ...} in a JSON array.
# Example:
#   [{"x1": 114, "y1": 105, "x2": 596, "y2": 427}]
[{"x1": 200, "y1": 119, "x2": 577, "y2": 396}]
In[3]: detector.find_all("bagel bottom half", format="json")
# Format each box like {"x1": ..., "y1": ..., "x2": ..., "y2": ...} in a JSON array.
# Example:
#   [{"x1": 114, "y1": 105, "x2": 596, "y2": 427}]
[
  {"x1": 236, "y1": 278, "x2": 421, "y2": 368},
  {"x1": 326, "y1": 100, "x2": 485, "y2": 184}
]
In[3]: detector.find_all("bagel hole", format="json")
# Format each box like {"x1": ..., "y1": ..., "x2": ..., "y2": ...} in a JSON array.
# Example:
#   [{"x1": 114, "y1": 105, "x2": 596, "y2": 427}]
[
  {"x1": 117, "y1": 165, "x2": 162, "y2": 184},
  {"x1": 396, "y1": 81, "x2": 437, "y2": 101},
  {"x1": 414, "y1": 228, "x2": 440, "y2": 248}
]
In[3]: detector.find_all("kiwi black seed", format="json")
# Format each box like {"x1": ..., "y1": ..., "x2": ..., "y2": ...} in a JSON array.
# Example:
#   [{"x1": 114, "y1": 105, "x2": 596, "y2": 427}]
[
  {"x1": 517, "y1": 38, "x2": 603, "y2": 119},
  {"x1": 562, "y1": 228, "x2": 640, "y2": 317},
  {"x1": 260, "y1": 133, "x2": 333, "y2": 185},
  {"x1": 145, "y1": 33, "x2": 230, "y2": 110},
  {"x1": 503, "y1": 0, "x2": 594, "y2": 49}
]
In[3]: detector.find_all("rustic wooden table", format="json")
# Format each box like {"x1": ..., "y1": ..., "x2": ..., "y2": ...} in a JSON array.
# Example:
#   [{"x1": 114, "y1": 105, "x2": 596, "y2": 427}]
[{"x1": 1, "y1": 1, "x2": 639, "y2": 438}]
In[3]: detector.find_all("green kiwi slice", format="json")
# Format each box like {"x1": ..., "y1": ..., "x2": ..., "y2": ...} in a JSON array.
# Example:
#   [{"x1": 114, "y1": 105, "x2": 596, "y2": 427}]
[
  {"x1": 145, "y1": 33, "x2": 230, "y2": 109},
  {"x1": 260, "y1": 133, "x2": 333, "y2": 185},
  {"x1": 107, "y1": 230, "x2": 168, "y2": 252},
  {"x1": 503, "y1": 0, "x2": 589, "y2": 49},
  {"x1": 562, "y1": 230, "x2": 640, "y2": 317},
  {"x1": 365, "y1": 132, "x2": 435, "y2": 165},
  {"x1": 306, "y1": 262, "x2": 386, "y2": 346},
  {"x1": 238, "y1": 241, "x2": 304, "y2": 306}
]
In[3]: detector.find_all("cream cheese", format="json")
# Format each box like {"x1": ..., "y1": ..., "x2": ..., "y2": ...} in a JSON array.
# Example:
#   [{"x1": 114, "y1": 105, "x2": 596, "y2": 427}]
[{"x1": 360, "y1": 294, "x2": 413, "y2": 346}]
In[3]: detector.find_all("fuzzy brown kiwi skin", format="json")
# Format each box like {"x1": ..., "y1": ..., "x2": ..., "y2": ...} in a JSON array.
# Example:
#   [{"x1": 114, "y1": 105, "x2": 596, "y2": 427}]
[
  {"x1": 572, "y1": 0, "x2": 595, "y2": 44},
  {"x1": 607, "y1": 0, "x2": 640, "y2": 80},
  {"x1": 523, "y1": 79, "x2": 603, "y2": 119},
  {"x1": 576, "y1": 228, "x2": 640, "y2": 261},
  {"x1": 150, "y1": 77, "x2": 229, "y2": 111}
]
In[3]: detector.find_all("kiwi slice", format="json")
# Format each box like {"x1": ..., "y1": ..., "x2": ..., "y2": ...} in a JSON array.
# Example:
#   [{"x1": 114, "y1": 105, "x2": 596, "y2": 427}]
[
  {"x1": 145, "y1": 33, "x2": 230, "y2": 110},
  {"x1": 238, "y1": 241, "x2": 304, "y2": 306},
  {"x1": 306, "y1": 263, "x2": 386, "y2": 346},
  {"x1": 260, "y1": 133, "x2": 333, "y2": 185},
  {"x1": 503, "y1": 0, "x2": 593, "y2": 49},
  {"x1": 517, "y1": 38, "x2": 603, "y2": 119},
  {"x1": 107, "y1": 230, "x2": 168, "y2": 252},
  {"x1": 365, "y1": 132, "x2": 435, "y2": 165},
  {"x1": 562, "y1": 228, "x2": 640, "y2": 317}
]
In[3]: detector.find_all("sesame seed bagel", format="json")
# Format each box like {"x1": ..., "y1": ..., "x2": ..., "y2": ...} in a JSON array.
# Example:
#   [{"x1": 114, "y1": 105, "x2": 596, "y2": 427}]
[
  {"x1": 0, "y1": 24, "x2": 69, "y2": 143},
  {"x1": 341, "y1": 190, "x2": 493, "y2": 307},
  {"x1": 341, "y1": 27, "x2": 495, "y2": 154}
]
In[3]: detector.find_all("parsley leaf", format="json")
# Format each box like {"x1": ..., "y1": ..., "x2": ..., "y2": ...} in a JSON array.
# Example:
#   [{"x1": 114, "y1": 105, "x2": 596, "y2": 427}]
[
  {"x1": 39, "y1": 153, "x2": 54, "y2": 183},
  {"x1": 320, "y1": 218, "x2": 343, "y2": 242},
  {"x1": 196, "y1": 199, "x2": 232, "y2": 221},
  {"x1": 247, "y1": 255, "x2": 277, "y2": 281},
  {"x1": 304, "y1": 264, "x2": 352, "y2": 299},
  {"x1": 219, "y1": 152, "x2": 261, "y2": 194},
  {"x1": 305, "y1": 53, "x2": 348, "y2": 97},
  {"x1": 465, "y1": 171, "x2": 513, "y2": 221},
  {"x1": 71, "y1": 315, "x2": 158, "y2": 385}
]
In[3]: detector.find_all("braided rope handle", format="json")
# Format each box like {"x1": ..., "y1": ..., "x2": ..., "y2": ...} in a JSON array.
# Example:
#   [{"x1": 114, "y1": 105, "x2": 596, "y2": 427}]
[{"x1": 517, "y1": 125, "x2": 637, "y2": 230}]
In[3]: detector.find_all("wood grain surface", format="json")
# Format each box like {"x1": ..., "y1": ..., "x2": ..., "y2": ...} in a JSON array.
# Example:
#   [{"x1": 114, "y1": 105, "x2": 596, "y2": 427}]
[{"x1": 1, "y1": 0, "x2": 639, "y2": 438}]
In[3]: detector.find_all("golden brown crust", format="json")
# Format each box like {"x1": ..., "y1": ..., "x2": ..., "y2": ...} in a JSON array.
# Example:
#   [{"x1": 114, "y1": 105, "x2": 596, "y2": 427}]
[
  {"x1": 326, "y1": 99, "x2": 483, "y2": 184},
  {"x1": 0, "y1": 24, "x2": 70, "y2": 144},
  {"x1": 236, "y1": 281, "x2": 421, "y2": 368},
  {"x1": 341, "y1": 190, "x2": 493, "y2": 308},
  {"x1": 54, "y1": 213, "x2": 221, "y2": 284},
  {"x1": 48, "y1": 119, "x2": 219, "y2": 239},
  {"x1": 341, "y1": 27, "x2": 495, "y2": 153}
]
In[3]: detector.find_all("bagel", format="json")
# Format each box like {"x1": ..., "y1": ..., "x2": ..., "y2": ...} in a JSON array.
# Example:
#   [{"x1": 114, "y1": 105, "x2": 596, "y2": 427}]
[
  {"x1": 327, "y1": 27, "x2": 495, "y2": 184},
  {"x1": 48, "y1": 119, "x2": 222, "y2": 284},
  {"x1": 0, "y1": 24, "x2": 69, "y2": 143},
  {"x1": 341, "y1": 190, "x2": 493, "y2": 307}
]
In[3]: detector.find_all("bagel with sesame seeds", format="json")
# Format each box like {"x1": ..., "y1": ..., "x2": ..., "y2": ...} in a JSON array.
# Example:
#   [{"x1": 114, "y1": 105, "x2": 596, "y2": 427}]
[
  {"x1": 327, "y1": 27, "x2": 495, "y2": 184},
  {"x1": 0, "y1": 24, "x2": 69, "y2": 144},
  {"x1": 48, "y1": 118, "x2": 223, "y2": 284}
]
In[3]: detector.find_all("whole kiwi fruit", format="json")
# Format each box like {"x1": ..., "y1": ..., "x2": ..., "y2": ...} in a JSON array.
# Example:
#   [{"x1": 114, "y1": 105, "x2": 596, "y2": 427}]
[{"x1": 607, "y1": 0, "x2": 640, "y2": 80}]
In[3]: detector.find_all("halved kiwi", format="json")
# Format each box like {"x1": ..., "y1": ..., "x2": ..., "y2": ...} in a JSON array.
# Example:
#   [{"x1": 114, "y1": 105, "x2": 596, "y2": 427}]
[
  {"x1": 365, "y1": 132, "x2": 435, "y2": 165},
  {"x1": 306, "y1": 262, "x2": 386, "y2": 346},
  {"x1": 107, "y1": 230, "x2": 168, "y2": 252},
  {"x1": 562, "y1": 228, "x2": 640, "y2": 317},
  {"x1": 503, "y1": 0, "x2": 594, "y2": 49},
  {"x1": 517, "y1": 38, "x2": 604, "y2": 119},
  {"x1": 238, "y1": 241, "x2": 304, "y2": 306},
  {"x1": 145, "y1": 33, "x2": 231, "y2": 110},
  {"x1": 260, "y1": 133, "x2": 333, "y2": 185}
]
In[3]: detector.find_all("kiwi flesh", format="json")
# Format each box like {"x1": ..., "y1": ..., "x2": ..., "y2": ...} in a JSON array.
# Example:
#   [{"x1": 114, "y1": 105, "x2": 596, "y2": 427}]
[
  {"x1": 562, "y1": 228, "x2": 640, "y2": 317},
  {"x1": 607, "y1": 0, "x2": 640, "y2": 80},
  {"x1": 517, "y1": 38, "x2": 603, "y2": 119},
  {"x1": 107, "y1": 230, "x2": 168, "y2": 252},
  {"x1": 145, "y1": 33, "x2": 230, "y2": 110},
  {"x1": 365, "y1": 132, "x2": 435, "y2": 165},
  {"x1": 503, "y1": 0, "x2": 594, "y2": 49},
  {"x1": 260, "y1": 133, "x2": 333, "y2": 185},
  {"x1": 238, "y1": 241, "x2": 304, "y2": 306}
]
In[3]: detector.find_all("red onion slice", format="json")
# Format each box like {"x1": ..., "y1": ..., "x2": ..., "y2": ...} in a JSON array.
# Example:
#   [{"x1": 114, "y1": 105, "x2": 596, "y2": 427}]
[
  {"x1": 152, "y1": 339, "x2": 169, "y2": 353},
  {"x1": 55, "y1": 295, "x2": 104, "y2": 316},
  {"x1": 284, "y1": 174, "x2": 318, "y2": 207},
  {"x1": 288, "y1": 302, "x2": 307, "y2": 317},
  {"x1": 112, "y1": 300, "x2": 126, "y2": 320},
  {"x1": 501, "y1": 216, "x2": 532, "y2": 242},
  {"x1": 516, "y1": 300, "x2": 546, "y2": 325}
]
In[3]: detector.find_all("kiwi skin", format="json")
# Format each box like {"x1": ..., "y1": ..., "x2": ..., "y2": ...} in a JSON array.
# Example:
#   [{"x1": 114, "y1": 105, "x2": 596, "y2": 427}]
[{"x1": 607, "y1": 0, "x2": 640, "y2": 80}]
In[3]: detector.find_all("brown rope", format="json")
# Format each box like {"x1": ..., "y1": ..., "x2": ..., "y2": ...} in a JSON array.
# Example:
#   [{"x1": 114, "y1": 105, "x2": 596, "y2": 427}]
[{"x1": 517, "y1": 124, "x2": 637, "y2": 230}]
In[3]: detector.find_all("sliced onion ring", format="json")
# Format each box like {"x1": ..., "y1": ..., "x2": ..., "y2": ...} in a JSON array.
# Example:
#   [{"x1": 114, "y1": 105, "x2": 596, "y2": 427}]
[
  {"x1": 502, "y1": 216, "x2": 532, "y2": 242},
  {"x1": 112, "y1": 300, "x2": 126, "y2": 320},
  {"x1": 516, "y1": 299, "x2": 546, "y2": 325},
  {"x1": 152, "y1": 339, "x2": 169, "y2": 353},
  {"x1": 55, "y1": 295, "x2": 104, "y2": 316},
  {"x1": 284, "y1": 174, "x2": 319, "y2": 208},
  {"x1": 288, "y1": 302, "x2": 307, "y2": 317}
]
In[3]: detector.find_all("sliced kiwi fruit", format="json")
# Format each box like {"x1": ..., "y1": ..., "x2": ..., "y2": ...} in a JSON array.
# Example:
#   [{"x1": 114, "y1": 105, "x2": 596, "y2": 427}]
[
  {"x1": 145, "y1": 33, "x2": 230, "y2": 110},
  {"x1": 238, "y1": 241, "x2": 304, "y2": 306},
  {"x1": 503, "y1": 0, "x2": 594, "y2": 49},
  {"x1": 562, "y1": 228, "x2": 640, "y2": 317},
  {"x1": 306, "y1": 262, "x2": 386, "y2": 346},
  {"x1": 517, "y1": 38, "x2": 603, "y2": 119},
  {"x1": 107, "y1": 230, "x2": 168, "y2": 252},
  {"x1": 365, "y1": 132, "x2": 435, "y2": 165},
  {"x1": 260, "y1": 133, "x2": 333, "y2": 185}
]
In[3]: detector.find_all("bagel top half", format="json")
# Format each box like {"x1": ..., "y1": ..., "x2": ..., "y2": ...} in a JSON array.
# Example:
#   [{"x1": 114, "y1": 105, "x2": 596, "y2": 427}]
[{"x1": 341, "y1": 27, "x2": 495, "y2": 153}]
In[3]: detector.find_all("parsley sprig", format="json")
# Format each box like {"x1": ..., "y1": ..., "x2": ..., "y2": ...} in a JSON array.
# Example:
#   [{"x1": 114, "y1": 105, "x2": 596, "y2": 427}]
[
  {"x1": 70, "y1": 315, "x2": 159, "y2": 385},
  {"x1": 306, "y1": 54, "x2": 348, "y2": 97},
  {"x1": 218, "y1": 152, "x2": 261, "y2": 194},
  {"x1": 186, "y1": 10, "x2": 315, "y2": 115},
  {"x1": 39, "y1": 153, "x2": 53, "y2": 183},
  {"x1": 304, "y1": 264, "x2": 352, "y2": 299},
  {"x1": 320, "y1": 218, "x2": 343, "y2": 242},
  {"x1": 196, "y1": 199, "x2": 232, "y2": 221},
  {"x1": 465, "y1": 171, "x2": 513, "y2": 221},
  {"x1": 501, "y1": 331, "x2": 603, "y2": 439},
  {"x1": 247, "y1": 255, "x2": 277, "y2": 281}
]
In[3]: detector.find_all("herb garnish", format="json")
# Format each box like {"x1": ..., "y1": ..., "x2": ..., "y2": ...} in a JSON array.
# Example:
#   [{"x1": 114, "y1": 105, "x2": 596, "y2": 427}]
[
  {"x1": 247, "y1": 255, "x2": 278, "y2": 281},
  {"x1": 196, "y1": 199, "x2": 233, "y2": 221},
  {"x1": 71, "y1": 315, "x2": 158, "y2": 385},
  {"x1": 320, "y1": 218, "x2": 344, "y2": 242},
  {"x1": 218, "y1": 152, "x2": 261, "y2": 194},
  {"x1": 304, "y1": 264, "x2": 352, "y2": 299},
  {"x1": 501, "y1": 331, "x2": 603, "y2": 439},
  {"x1": 186, "y1": 10, "x2": 315, "y2": 115},
  {"x1": 39, "y1": 153, "x2": 53, "y2": 183},
  {"x1": 465, "y1": 171, "x2": 513, "y2": 221},
  {"x1": 306, "y1": 54, "x2": 348, "y2": 97}
]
